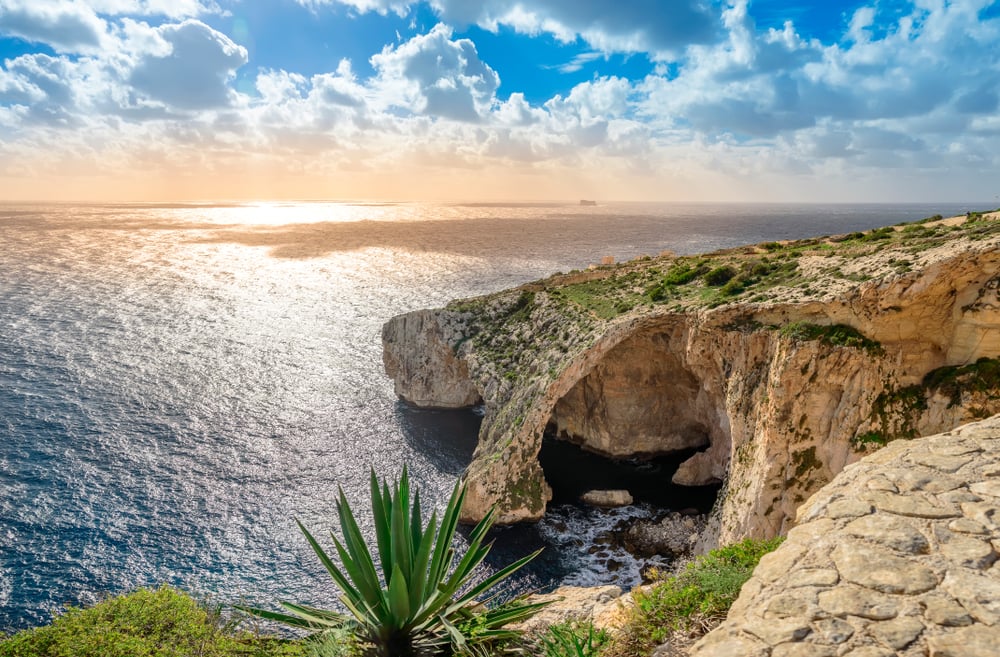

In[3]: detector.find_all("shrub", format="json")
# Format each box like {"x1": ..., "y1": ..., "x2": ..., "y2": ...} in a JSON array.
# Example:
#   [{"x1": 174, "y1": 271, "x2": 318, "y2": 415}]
[
  {"x1": 0, "y1": 586, "x2": 303, "y2": 657},
  {"x1": 662, "y1": 262, "x2": 708, "y2": 286},
  {"x1": 852, "y1": 431, "x2": 888, "y2": 449},
  {"x1": 780, "y1": 322, "x2": 884, "y2": 355},
  {"x1": 858, "y1": 226, "x2": 894, "y2": 242},
  {"x1": 604, "y1": 537, "x2": 783, "y2": 657},
  {"x1": 242, "y1": 468, "x2": 545, "y2": 657},
  {"x1": 508, "y1": 291, "x2": 536, "y2": 322},
  {"x1": 645, "y1": 282, "x2": 669, "y2": 302},
  {"x1": 718, "y1": 279, "x2": 745, "y2": 297},
  {"x1": 703, "y1": 266, "x2": 737, "y2": 287}
]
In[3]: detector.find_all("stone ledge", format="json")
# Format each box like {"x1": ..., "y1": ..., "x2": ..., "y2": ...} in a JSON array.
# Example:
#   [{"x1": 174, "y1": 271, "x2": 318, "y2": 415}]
[{"x1": 690, "y1": 415, "x2": 1000, "y2": 657}]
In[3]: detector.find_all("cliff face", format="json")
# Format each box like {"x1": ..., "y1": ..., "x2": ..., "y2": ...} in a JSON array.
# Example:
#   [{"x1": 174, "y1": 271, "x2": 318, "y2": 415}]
[
  {"x1": 382, "y1": 212, "x2": 1000, "y2": 545},
  {"x1": 381, "y1": 309, "x2": 481, "y2": 408}
]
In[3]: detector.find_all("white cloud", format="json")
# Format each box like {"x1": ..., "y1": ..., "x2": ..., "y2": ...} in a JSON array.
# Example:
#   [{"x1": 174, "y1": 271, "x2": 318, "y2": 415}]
[
  {"x1": 294, "y1": 0, "x2": 410, "y2": 17},
  {"x1": 0, "y1": 0, "x2": 110, "y2": 52},
  {"x1": 494, "y1": 92, "x2": 544, "y2": 126},
  {"x1": 0, "y1": 0, "x2": 222, "y2": 55},
  {"x1": 369, "y1": 23, "x2": 499, "y2": 122},
  {"x1": 551, "y1": 52, "x2": 602, "y2": 74},
  {"x1": 87, "y1": 0, "x2": 223, "y2": 19},
  {"x1": 127, "y1": 20, "x2": 248, "y2": 110},
  {"x1": 302, "y1": 0, "x2": 722, "y2": 55},
  {"x1": 847, "y1": 6, "x2": 876, "y2": 43},
  {"x1": 0, "y1": 54, "x2": 82, "y2": 125},
  {"x1": 434, "y1": 0, "x2": 722, "y2": 55}
]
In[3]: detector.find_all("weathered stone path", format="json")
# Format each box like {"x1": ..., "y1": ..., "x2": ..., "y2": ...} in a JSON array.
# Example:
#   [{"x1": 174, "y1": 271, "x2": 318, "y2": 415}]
[{"x1": 689, "y1": 415, "x2": 1000, "y2": 657}]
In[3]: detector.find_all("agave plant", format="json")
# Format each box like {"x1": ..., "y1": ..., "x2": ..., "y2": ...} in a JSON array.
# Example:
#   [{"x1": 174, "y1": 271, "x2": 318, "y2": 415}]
[
  {"x1": 539, "y1": 621, "x2": 608, "y2": 657},
  {"x1": 243, "y1": 467, "x2": 546, "y2": 657}
]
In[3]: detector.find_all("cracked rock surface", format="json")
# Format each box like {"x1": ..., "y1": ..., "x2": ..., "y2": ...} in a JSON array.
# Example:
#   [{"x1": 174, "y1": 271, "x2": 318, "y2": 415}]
[{"x1": 689, "y1": 415, "x2": 1000, "y2": 657}]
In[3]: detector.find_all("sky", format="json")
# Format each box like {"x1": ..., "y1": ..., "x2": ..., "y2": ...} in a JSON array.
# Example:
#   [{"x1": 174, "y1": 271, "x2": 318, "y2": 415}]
[{"x1": 0, "y1": 0, "x2": 998, "y2": 202}]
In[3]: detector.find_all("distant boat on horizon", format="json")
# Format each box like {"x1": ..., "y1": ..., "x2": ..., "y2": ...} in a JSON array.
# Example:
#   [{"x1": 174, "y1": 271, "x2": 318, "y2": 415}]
[{"x1": 579, "y1": 199, "x2": 597, "y2": 206}]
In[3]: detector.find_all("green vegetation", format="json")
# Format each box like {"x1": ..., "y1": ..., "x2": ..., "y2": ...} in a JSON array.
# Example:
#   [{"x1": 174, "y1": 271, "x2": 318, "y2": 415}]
[
  {"x1": 604, "y1": 538, "x2": 783, "y2": 657},
  {"x1": 779, "y1": 322, "x2": 884, "y2": 355},
  {"x1": 703, "y1": 265, "x2": 737, "y2": 286},
  {"x1": 644, "y1": 255, "x2": 801, "y2": 305},
  {"x1": 860, "y1": 356, "x2": 1000, "y2": 449},
  {"x1": 508, "y1": 291, "x2": 536, "y2": 323},
  {"x1": 0, "y1": 586, "x2": 305, "y2": 657},
  {"x1": 242, "y1": 468, "x2": 544, "y2": 657},
  {"x1": 0, "y1": 536, "x2": 782, "y2": 657},
  {"x1": 538, "y1": 621, "x2": 608, "y2": 657},
  {"x1": 661, "y1": 261, "x2": 708, "y2": 286},
  {"x1": 923, "y1": 356, "x2": 1000, "y2": 405},
  {"x1": 557, "y1": 273, "x2": 646, "y2": 319},
  {"x1": 852, "y1": 431, "x2": 888, "y2": 448}
]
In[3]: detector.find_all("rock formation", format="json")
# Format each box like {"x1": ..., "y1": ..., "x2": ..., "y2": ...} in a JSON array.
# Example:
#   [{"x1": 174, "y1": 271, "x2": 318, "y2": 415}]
[
  {"x1": 689, "y1": 414, "x2": 1000, "y2": 657},
  {"x1": 381, "y1": 309, "x2": 481, "y2": 408},
  {"x1": 512, "y1": 585, "x2": 626, "y2": 635},
  {"x1": 382, "y1": 212, "x2": 1000, "y2": 547}
]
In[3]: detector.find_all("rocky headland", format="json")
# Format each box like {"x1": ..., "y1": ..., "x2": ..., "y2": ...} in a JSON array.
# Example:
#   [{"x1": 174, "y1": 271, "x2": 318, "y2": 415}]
[{"x1": 382, "y1": 211, "x2": 1000, "y2": 550}]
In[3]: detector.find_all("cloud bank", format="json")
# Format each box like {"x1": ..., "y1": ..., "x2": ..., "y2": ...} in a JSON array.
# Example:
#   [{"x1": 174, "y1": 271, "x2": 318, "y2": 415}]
[{"x1": 0, "y1": 0, "x2": 998, "y2": 201}]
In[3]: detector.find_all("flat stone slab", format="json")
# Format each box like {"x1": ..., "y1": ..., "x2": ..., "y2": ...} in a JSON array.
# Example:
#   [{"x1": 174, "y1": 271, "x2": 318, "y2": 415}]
[
  {"x1": 579, "y1": 489, "x2": 633, "y2": 507},
  {"x1": 927, "y1": 625, "x2": 1000, "y2": 657},
  {"x1": 832, "y1": 541, "x2": 939, "y2": 594},
  {"x1": 689, "y1": 415, "x2": 1000, "y2": 657}
]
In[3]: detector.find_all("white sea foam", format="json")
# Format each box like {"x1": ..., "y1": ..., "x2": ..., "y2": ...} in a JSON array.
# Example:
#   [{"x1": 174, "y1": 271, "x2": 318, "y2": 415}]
[{"x1": 537, "y1": 504, "x2": 672, "y2": 589}]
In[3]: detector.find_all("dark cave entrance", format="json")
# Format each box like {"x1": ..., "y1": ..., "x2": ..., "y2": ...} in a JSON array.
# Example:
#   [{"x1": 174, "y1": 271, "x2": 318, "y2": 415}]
[{"x1": 537, "y1": 432, "x2": 721, "y2": 513}]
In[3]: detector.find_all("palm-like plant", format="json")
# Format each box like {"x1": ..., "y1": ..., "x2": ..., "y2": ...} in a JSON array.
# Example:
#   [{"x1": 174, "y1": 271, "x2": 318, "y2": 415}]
[{"x1": 243, "y1": 467, "x2": 546, "y2": 656}]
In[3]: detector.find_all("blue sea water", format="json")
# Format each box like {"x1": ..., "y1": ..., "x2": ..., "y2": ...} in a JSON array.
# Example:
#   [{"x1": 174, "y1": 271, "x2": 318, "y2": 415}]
[{"x1": 0, "y1": 200, "x2": 985, "y2": 631}]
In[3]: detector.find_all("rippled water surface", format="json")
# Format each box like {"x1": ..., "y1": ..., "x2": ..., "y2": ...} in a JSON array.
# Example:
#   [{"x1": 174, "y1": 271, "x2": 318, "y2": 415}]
[{"x1": 0, "y1": 201, "x2": 979, "y2": 630}]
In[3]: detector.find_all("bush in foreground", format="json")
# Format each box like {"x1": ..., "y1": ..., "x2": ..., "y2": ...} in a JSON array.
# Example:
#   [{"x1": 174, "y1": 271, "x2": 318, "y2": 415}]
[
  {"x1": 603, "y1": 537, "x2": 783, "y2": 657},
  {"x1": 0, "y1": 586, "x2": 303, "y2": 657}
]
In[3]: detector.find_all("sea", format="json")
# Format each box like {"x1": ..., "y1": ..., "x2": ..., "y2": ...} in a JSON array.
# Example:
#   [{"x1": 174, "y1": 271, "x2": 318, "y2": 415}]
[{"x1": 0, "y1": 200, "x2": 986, "y2": 631}]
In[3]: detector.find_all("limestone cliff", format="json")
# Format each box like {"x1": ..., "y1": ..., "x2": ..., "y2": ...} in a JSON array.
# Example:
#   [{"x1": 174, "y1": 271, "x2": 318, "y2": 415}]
[{"x1": 382, "y1": 211, "x2": 1000, "y2": 546}]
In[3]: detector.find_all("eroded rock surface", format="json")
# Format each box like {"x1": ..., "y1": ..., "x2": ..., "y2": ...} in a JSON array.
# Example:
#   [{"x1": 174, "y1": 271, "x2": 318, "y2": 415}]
[
  {"x1": 512, "y1": 585, "x2": 626, "y2": 634},
  {"x1": 689, "y1": 416, "x2": 1000, "y2": 657}
]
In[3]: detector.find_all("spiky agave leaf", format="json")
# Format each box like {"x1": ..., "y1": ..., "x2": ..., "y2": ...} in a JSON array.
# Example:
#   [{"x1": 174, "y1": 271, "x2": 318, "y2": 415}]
[{"x1": 241, "y1": 466, "x2": 546, "y2": 657}]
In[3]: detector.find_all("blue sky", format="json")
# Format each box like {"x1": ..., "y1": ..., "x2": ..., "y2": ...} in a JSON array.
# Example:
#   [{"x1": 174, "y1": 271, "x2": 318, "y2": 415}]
[{"x1": 0, "y1": 0, "x2": 998, "y2": 201}]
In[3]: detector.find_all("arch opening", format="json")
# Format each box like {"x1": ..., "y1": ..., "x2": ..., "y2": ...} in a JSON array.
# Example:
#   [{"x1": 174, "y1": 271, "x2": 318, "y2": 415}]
[
  {"x1": 538, "y1": 434, "x2": 720, "y2": 511},
  {"x1": 538, "y1": 327, "x2": 725, "y2": 513}
]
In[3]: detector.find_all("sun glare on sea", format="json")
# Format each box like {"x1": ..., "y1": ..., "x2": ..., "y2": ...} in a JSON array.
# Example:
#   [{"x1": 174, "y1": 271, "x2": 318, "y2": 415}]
[{"x1": 197, "y1": 202, "x2": 402, "y2": 226}]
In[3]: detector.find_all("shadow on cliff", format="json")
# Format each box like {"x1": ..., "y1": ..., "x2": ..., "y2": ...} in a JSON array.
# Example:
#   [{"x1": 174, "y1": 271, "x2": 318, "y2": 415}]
[{"x1": 539, "y1": 436, "x2": 721, "y2": 512}]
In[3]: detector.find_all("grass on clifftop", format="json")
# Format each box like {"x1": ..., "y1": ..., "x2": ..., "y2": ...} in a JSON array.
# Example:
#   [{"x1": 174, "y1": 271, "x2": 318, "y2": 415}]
[
  {"x1": 448, "y1": 210, "x2": 1000, "y2": 327},
  {"x1": 780, "y1": 321, "x2": 885, "y2": 355}
]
